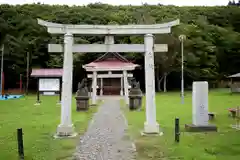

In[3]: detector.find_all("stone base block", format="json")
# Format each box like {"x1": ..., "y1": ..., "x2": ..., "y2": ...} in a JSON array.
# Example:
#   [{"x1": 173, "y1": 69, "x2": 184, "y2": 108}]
[
  {"x1": 91, "y1": 99, "x2": 97, "y2": 106},
  {"x1": 34, "y1": 102, "x2": 41, "y2": 106},
  {"x1": 231, "y1": 124, "x2": 240, "y2": 130},
  {"x1": 120, "y1": 90, "x2": 123, "y2": 96},
  {"x1": 208, "y1": 112, "x2": 215, "y2": 120},
  {"x1": 125, "y1": 100, "x2": 129, "y2": 106},
  {"x1": 76, "y1": 99, "x2": 89, "y2": 111},
  {"x1": 142, "y1": 122, "x2": 162, "y2": 135},
  {"x1": 141, "y1": 131, "x2": 163, "y2": 136},
  {"x1": 185, "y1": 124, "x2": 217, "y2": 132},
  {"x1": 55, "y1": 124, "x2": 77, "y2": 138},
  {"x1": 129, "y1": 96, "x2": 142, "y2": 111}
]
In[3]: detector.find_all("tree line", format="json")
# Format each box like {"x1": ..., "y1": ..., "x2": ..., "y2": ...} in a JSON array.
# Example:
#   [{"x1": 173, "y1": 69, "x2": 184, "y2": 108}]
[
  {"x1": 0, "y1": 3, "x2": 240, "y2": 92},
  {"x1": 228, "y1": 0, "x2": 240, "y2": 6}
]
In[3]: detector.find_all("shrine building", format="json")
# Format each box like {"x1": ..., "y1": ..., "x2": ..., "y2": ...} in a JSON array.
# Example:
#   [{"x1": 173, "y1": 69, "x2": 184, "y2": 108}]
[{"x1": 82, "y1": 52, "x2": 139, "y2": 96}]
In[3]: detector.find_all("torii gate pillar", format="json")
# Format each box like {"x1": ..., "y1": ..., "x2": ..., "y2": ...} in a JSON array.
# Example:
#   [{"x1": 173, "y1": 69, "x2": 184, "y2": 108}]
[
  {"x1": 55, "y1": 33, "x2": 76, "y2": 137},
  {"x1": 143, "y1": 34, "x2": 159, "y2": 134}
]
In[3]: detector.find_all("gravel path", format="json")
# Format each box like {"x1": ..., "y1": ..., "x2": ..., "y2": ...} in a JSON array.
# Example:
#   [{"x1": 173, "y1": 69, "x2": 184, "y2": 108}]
[{"x1": 74, "y1": 98, "x2": 136, "y2": 160}]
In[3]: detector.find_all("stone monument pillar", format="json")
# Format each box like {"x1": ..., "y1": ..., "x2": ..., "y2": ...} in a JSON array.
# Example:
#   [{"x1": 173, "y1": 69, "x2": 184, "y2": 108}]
[
  {"x1": 143, "y1": 34, "x2": 160, "y2": 134},
  {"x1": 185, "y1": 81, "x2": 217, "y2": 132},
  {"x1": 56, "y1": 33, "x2": 76, "y2": 137}
]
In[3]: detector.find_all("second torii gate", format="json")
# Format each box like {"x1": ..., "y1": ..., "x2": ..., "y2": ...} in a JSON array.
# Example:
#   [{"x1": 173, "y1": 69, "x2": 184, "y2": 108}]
[{"x1": 37, "y1": 19, "x2": 180, "y2": 137}]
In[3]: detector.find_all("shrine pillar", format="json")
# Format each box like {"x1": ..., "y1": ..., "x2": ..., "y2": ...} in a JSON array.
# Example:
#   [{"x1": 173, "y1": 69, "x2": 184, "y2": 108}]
[
  {"x1": 143, "y1": 34, "x2": 160, "y2": 134},
  {"x1": 100, "y1": 78, "x2": 103, "y2": 96},
  {"x1": 123, "y1": 70, "x2": 129, "y2": 105},
  {"x1": 92, "y1": 71, "x2": 97, "y2": 105},
  {"x1": 56, "y1": 33, "x2": 75, "y2": 137},
  {"x1": 120, "y1": 77, "x2": 123, "y2": 96}
]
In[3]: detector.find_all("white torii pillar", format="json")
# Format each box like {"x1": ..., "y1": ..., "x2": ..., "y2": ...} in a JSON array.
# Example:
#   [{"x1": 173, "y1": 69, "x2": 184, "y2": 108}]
[
  {"x1": 56, "y1": 33, "x2": 76, "y2": 137},
  {"x1": 92, "y1": 71, "x2": 97, "y2": 105},
  {"x1": 143, "y1": 34, "x2": 160, "y2": 134}
]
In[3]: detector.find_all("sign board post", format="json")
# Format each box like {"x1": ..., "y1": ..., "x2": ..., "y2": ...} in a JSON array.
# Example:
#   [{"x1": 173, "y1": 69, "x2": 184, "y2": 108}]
[
  {"x1": 59, "y1": 78, "x2": 62, "y2": 104},
  {"x1": 35, "y1": 78, "x2": 41, "y2": 105}
]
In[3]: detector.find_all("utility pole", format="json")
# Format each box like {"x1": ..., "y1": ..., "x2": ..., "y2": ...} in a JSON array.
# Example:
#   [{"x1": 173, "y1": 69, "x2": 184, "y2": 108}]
[
  {"x1": 26, "y1": 51, "x2": 29, "y2": 95},
  {"x1": 179, "y1": 35, "x2": 186, "y2": 104},
  {"x1": 0, "y1": 44, "x2": 4, "y2": 96}
]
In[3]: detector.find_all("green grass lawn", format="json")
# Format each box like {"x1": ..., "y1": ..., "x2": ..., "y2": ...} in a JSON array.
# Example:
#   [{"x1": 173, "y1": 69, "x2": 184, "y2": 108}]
[
  {"x1": 0, "y1": 95, "x2": 97, "y2": 160},
  {"x1": 123, "y1": 89, "x2": 240, "y2": 160}
]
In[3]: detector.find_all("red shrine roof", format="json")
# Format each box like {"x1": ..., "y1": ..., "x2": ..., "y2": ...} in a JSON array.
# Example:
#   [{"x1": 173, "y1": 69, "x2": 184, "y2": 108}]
[
  {"x1": 31, "y1": 69, "x2": 63, "y2": 77},
  {"x1": 83, "y1": 52, "x2": 139, "y2": 70}
]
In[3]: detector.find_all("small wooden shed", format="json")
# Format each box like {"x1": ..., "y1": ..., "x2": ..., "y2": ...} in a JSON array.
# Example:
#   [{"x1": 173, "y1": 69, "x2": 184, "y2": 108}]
[{"x1": 228, "y1": 73, "x2": 240, "y2": 93}]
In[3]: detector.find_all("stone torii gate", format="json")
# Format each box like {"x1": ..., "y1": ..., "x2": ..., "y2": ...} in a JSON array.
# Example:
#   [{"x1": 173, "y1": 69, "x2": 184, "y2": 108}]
[{"x1": 37, "y1": 19, "x2": 179, "y2": 137}]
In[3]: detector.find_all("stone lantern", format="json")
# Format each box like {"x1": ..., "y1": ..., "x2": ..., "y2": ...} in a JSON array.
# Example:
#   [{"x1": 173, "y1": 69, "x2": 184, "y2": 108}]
[
  {"x1": 75, "y1": 78, "x2": 89, "y2": 111},
  {"x1": 128, "y1": 78, "x2": 143, "y2": 110}
]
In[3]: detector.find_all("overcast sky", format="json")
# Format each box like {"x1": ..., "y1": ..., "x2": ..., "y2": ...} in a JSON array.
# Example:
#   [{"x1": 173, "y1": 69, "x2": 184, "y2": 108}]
[{"x1": 0, "y1": 0, "x2": 230, "y2": 6}]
